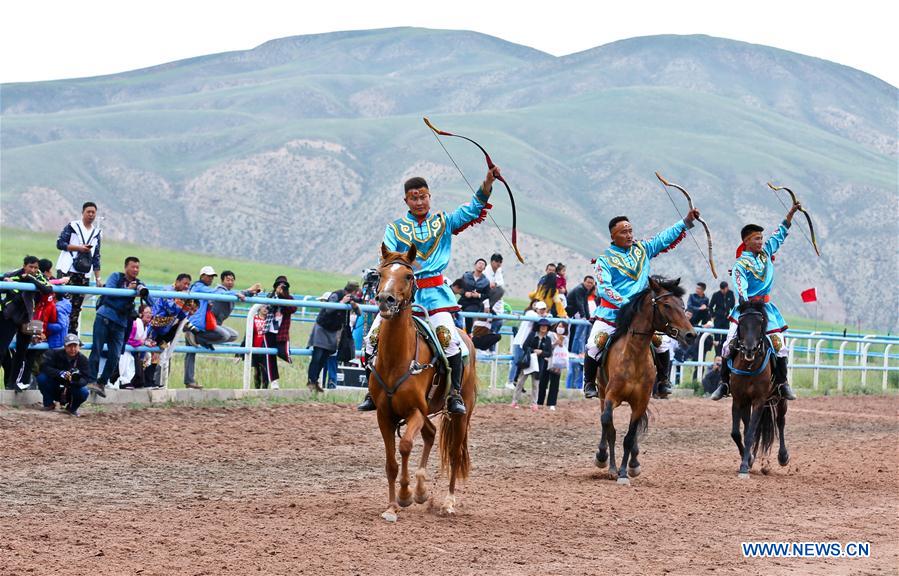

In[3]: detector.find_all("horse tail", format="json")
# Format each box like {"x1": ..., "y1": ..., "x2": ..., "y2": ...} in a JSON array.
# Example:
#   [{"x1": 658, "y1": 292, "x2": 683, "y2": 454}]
[
  {"x1": 637, "y1": 410, "x2": 649, "y2": 436},
  {"x1": 752, "y1": 404, "x2": 776, "y2": 458},
  {"x1": 439, "y1": 412, "x2": 471, "y2": 481}
]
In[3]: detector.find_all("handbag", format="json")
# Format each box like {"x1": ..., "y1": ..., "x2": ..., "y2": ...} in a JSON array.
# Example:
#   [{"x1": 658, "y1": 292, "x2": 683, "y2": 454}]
[
  {"x1": 70, "y1": 223, "x2": 97, "y2": 274},
  {"x1": 551, "y1": 346, "x2": 568, "y2": 371},
  {"x1": 522, "y1": 352, "x2": 540, "y2": 375},
  {"x1": 21, "y1": 320, "x2": 44, "y2": 336}
]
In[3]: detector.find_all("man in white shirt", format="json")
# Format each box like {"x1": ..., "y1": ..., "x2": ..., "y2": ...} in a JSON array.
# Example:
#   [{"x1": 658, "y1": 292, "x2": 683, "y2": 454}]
[
  {"x1": 484, "y1": 253, "x2": 506, "y2": 335},
  {"x1": 505, "y1": 300, "x2": 548, "y2": 387},
  {"x1": 55, "y1": 202, "x2": 103, "y2": 334}
]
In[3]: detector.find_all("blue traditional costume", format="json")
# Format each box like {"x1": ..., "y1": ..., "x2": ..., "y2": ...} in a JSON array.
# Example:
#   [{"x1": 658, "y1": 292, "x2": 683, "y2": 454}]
[
  {"x1": 583, "y1": 217, "x2": 691, "y2": 399},
  {"x1": 358, "y1": 178, "x2": 492, "y2": 414},
  {"x1": 711, "y1": 220, "x2": 797, "y2": 401}
]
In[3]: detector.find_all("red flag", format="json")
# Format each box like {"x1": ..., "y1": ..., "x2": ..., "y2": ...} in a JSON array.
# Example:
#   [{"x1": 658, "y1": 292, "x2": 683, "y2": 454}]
[{"x1": 801, "y1": 288, "x2": 817, "y2": 303}]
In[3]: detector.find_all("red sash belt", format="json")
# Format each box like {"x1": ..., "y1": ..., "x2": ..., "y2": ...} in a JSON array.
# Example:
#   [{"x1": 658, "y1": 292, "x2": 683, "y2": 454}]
[
  {"x1": 600, "y1": 299, "x2": 619, "y2": 309},
  {"x1": 415, "y1": 275, "x2": 444, "y2": 289},
  {"x1": 749, "y1": 295, "x2": 771, "y2": 303}
]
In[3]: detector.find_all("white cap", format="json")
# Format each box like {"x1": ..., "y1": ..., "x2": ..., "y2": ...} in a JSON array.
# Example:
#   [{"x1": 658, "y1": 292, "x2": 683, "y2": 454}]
[
  {"x1": 318, "y1": 291, "x2": 332, "y2": 302},
  {"x1": 199, "y1": 266, "x2": 217, "y2": 276},
  {"x1": 533, "y1": 301, "x2": 548, "y2": 310}
]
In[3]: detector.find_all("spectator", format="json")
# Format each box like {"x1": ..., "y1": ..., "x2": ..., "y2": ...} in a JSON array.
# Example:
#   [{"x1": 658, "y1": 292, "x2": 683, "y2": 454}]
[
  {"x1": 512, "y1": 318, "x2": 553, "y2": 410},
  {"x1": 210, "y1": 270, "x2": 262, "y2": 328},
  {"x1": 458, "y1": 258, "x2": 491, "y2": 334},
  {"x1": 182, "y1": 266, "x2": 235, "y2": 389},
  {"x1": 250, "y1": 306, "x2": 270, "y2": 389},
  {"x1": 260, "y1": 276, "x2": 298, "y2": 390},
  {"x1": 702, "y1": 356, "x2": 723, "y2": 396},
  {"x1": 54, "y1": 201, "x2": 103, "y2": 334},
  {"x1": 144, "y1": 273, "x2": 192, "y2": 387},
  {"x1": 1, "y1": 256, "x2": 53, "y2": 390},
  {"x1": 117, "y1": 304, "x2": 152, "y2": 389},
  {"x1": 538, "y1": 321, "x2": 568, "y2": 410},
  {"x1": 483, "y1": 253, "x2": 506, "y2": 336},
  {"x1": 687, "y1": 282, "x2": 710, "y2": 326},
  {"x1": 528, "y1": 273, "x2": 568, "y2": 318},
  {"x1": 87, "y1": 256, "x2": 149, "y2": 397},
  {"x1": 470, "y1": 300, "x2": 503, "y2": 351},
  {"x1": 37, "y1": 334, "x2": 92, "y2": 416},
  {"x1": 709, "y1": 281, "x2": 736, "y2": 354},
  {"x1": 537, "y1": 262, "x2": 557, "y2": 286},
  {"x1": 307, "y1": 282, "x2": 360, "y2": 393},
  {"x1": 555, "y1": 262, "x2": 568, "y2": 295},
  {"x1": 45, "y1": 291, "x2": 72, "y2": 350},
  {"x1": 565, "y1": 275, "x2": 596, "y2": 320},
  {"x1": 506, "y1": 300, "x2": 548, "y2": 388}
]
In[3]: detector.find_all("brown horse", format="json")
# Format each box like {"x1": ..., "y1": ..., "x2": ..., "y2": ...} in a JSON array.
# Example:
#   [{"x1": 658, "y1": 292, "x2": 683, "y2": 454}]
[
  {"x1": 728, "y1": 300, "x2": 789, "y2": 478},
  {"x1": 594, "y1": 277, "x2": 696, "y2": 485},
  {"x1": 370, "y1": 243, "x2": 477, "y2": 522}
]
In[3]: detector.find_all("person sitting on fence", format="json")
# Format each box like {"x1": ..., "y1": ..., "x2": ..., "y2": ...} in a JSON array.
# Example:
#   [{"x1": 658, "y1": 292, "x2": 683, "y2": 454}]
[
  {"x1": 511, "y1": 317, "x2": 553, "y2": 410},
  {"x1": 210, "y1": 270, "x2": 262, "y2": 330},
  {"x1": 182, "y1": 266, "x2": 236, "y2": 389},
  {"x1": 470, "y1": 299, "x2": 502, "y2": 351},
  {"x1": 37, "y1": 334, "x2": 92, "y2": 416},
  {"x1": 144, "y1": 273, "x2": 192, "y2": 388}
]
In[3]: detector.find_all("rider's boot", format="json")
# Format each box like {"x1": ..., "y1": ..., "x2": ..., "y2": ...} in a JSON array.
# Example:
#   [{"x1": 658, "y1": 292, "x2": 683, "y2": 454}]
[
  {"x1": 446, "y1": 353, "x2": 467, "y2": 415},
  {"x1": 357, "y1": 364, "x2": 376, "y2": 411},
  {"x1": 583, "y1": 354, "x2": 599, "y2": 399},
  {"x1": 773, "y1": 355, "x2": 797, "y2": 400},
  {"x1": 710, "y1": 357, "x2": 730, "y2": 401},
  {"x1": 654, "y1": 352, "x2": 672, "y2": 399}
]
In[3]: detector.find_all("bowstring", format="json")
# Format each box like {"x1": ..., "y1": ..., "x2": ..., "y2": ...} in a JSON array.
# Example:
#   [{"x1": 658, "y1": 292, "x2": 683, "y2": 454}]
[
  {"x1": 427, "y1": 129, "x2": 517, "y2": 253},
  {"x1": 770, "y1": 187, "x2": 816, "y2": 254},
  {"x1": 656, "y1": 181, "x2": 713, "y2": 275}
]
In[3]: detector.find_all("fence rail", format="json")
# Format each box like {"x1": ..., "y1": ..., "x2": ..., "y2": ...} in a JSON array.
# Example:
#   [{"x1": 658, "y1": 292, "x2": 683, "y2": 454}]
[{"x1": 2, "y1": 281, "x2": 896, "y2": 393}]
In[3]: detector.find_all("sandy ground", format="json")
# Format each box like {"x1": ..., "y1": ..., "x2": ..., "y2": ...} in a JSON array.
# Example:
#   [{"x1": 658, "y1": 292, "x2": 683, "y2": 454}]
[{"x1": 1, "y1": 395, "x2": 896, "y2": 576}]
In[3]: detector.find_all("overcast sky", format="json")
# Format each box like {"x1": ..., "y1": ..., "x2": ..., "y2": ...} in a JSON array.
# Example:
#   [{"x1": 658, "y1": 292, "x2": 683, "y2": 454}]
[{"x1": 1, "y1": 0, "x2": 896, "y2": 87}]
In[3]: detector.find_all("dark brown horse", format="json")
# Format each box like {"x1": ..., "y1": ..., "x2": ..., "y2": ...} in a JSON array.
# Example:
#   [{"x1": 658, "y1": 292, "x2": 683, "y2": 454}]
[
  {"x1": 370, "y1": 243, "x2": 477, "y2": 521},
  {"x1": 728, "y1": 300, "x2": 789, "y2": 478},
  {"x1": 594, "y1": 277, "x2": 696, "y2": 485}
]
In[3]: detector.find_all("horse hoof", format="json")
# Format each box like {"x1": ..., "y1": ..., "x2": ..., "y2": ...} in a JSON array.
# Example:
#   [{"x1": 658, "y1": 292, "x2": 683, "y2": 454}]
[
  {"x1": 738, "y1": 472, "x2": 749, "y2": 480},
  {"x1": 381, "y1": 510, "x2": 398, "y2": 523},
  {"x1": 594, "y1": 455, "x2": 608, "y2": 469},
  {"x1": 440, "y1": 495, "x2": 457, "y2": 516},
  {"x1": 628, "y1": 465, "x2": 641, "y2": 478},
  {"x1": 778, "y1": 452, "x2": 790, "y2": 467},
  {"x1": 617, "y1": 477, "x2": 631, "y2": 486},
  {"x1": 608, "y1": 467, "x2": 618, "y2": 480},
  {"x1": 414, "y1": 491, "x2": 429, "y2": 505},
  {"x1": 397, "y1": 496, "x2": 413, "y2": 508}
]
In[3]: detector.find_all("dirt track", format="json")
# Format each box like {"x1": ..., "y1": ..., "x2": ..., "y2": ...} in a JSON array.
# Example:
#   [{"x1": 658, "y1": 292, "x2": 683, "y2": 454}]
[{"x1": 1, "y1": 395, "x2": 896, "y2": 576}]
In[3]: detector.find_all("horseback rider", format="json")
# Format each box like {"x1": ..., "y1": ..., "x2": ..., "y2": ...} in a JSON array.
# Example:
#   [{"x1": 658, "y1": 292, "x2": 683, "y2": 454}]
[
  {"x1": 710, "y1": 202, "x2": 802, "y2": 401},
  {"x1": 583, "y1": 211, "x2": 701, "y2": 399},
  {"x1": 357, "y1": 168, "x2": 500, "y2": 415}
]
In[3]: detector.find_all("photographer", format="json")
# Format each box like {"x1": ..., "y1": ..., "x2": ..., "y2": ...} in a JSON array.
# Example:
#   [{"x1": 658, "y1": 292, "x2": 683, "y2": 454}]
[
  {"x1": 87, "y1": 256, "x2": 151, "y2": 397},
  {"x1": 37, "y1": 334, "x2": 92, "y2": 416},
  {"x1": 307, "y1": 282, "x2": 360, "y2": 392},
  {"x1": 54, "y1": 201, "x2": 103, "y2": 334}
]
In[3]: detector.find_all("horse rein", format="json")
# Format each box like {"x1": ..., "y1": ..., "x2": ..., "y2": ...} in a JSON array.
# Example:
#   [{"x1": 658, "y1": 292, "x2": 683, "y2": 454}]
[
  {"x1": 733, "y1": 309, "x2": 766, "y2": 358},
  {"x1": 378, "y1": 259, "x2": 417, "y2": 315},
  {"x1": 630, "y1": 290, "x2": 684, "y2": 340}
]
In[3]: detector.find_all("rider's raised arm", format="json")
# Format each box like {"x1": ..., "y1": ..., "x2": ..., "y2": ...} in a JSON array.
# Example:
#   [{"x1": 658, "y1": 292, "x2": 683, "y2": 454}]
[
  {"x1": 763, "y1": 220, "x2": 791, "y2": 257},
  {"x1": 643, "y1": 219, "x2": 689, "y2": 259},
  {"x1": 595, "y1": 257, "x2": 630, "y2": 309},
  {"x1": 445, "y1": 186, "x2": 491, "y2": 234}
]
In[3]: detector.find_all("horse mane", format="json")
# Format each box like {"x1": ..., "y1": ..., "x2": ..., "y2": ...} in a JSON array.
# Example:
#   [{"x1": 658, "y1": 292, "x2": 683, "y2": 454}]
[{"x1": 608, "y1": 276, "x2": 685, "y2": 349}]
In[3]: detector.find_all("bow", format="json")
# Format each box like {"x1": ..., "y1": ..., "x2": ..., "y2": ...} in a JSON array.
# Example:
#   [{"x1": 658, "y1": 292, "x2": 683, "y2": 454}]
[
  {"x1": 423, "y1": 117, "x2": 524, "y2": 263},
  {"x1": 767, "y1": 183, "x2": 821, "y2": 257},
  {"x1": 655, "y1": 171, "x2": 718, "y2": 279}
]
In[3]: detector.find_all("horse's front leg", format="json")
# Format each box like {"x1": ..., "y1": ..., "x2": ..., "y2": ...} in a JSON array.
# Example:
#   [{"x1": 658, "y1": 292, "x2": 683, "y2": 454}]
[
  {"x1": 776, "y1": 399, "x2": 789, "y2": 466},
  {"x1": 414, "y1": 414, "x2": 437, "y2": 505},
  {"x1": 739, "y1": 403, "x2": 764, "y2": 478},
  {"x1": 731, "y1": 399, "x2": 745, "y2": 458},
  {"x1": 601, "y1": 400, "x2": 618, "y2": 480},
  {"x1": 377, "y1": 410, "x2": 400, "y2": 522},
  {"x1": 595, "y1": 399, "x2": 609, "y2": 468},
  {"x1": 397, "y1": 410, "x2": 425, "y2": 508}
]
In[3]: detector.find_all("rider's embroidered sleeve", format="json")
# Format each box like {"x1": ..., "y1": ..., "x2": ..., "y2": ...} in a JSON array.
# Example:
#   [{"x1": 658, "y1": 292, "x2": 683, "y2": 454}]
[
  {"x1": 445, "y1": 186, "x2": 490, "y2": 234},
  {"x1": 732, "y1": 263, "x2": 750, "y2": 301},
  {"x1": 764, "y1": 220, "x2": 790, "y2": 257},
  {"x1": 595, "y1": 257, "x2": 629, "y2": 308},
  {"x1": 644, "y1": 220, "x2": 688, "y2": 259}
]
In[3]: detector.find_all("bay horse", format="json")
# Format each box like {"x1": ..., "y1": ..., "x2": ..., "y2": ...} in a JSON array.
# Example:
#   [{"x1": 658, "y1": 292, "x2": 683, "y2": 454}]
[
  {"x1": 594, "y1": 276, "x2": 696, "y2": 485},
  {"x1": 728, "y1": 300, "x2": 789, "y2": 478},
  {"x1": 370, "y1": 243, "x2": 477, "y2": 522}
]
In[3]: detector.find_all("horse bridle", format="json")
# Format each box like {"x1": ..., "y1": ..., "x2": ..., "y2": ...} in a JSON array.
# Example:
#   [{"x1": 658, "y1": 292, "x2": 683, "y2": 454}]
[
  {"x1": 734, "y1": 308, "x2": 766, "y2": 360},
  {"x1": 378, "y1": 259, "x2": 417, "y2": 316},
  {"x1": 631, "y1": 290, "x2": 684, "y2": 340}
]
